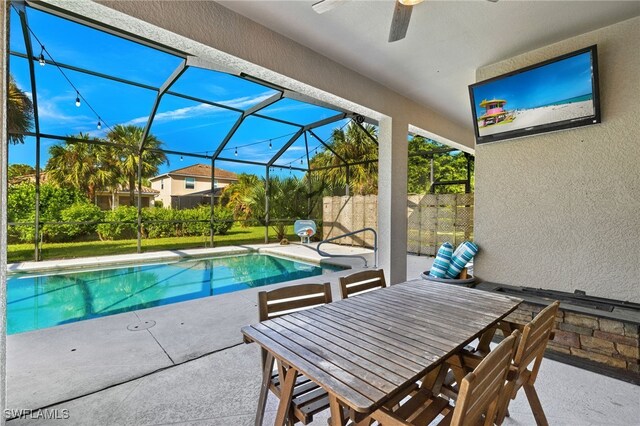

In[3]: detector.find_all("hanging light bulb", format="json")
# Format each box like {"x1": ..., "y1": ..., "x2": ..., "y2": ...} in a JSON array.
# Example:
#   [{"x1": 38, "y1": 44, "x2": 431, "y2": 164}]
[
  {"x1": 300, "y1": 158, "x2": 303, "y2": 165},
  {"x1": 38, "y1": 46, "x2": 46, "y2": 67},
  {"x1": 75, "y1": 92, "x2": 81, "y2": 107},
  {"x1": 180, "y1": 156, "x2": 184, "y2": 161},
  {"x1": 269, "y1": 139, "x2": 272, "y2": 149},
  {"x1": 97, "y1": 120, "x2": 102, "y2": 130},
  {"x1": 234, "y1": 147, "x2": 238, "y2": 157}
]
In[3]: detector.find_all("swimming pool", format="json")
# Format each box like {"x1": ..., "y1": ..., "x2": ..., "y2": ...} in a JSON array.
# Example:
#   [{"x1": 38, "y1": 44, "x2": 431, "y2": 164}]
[{"x1": 7, "y1": 253, "x2": 343, "y2": 335}]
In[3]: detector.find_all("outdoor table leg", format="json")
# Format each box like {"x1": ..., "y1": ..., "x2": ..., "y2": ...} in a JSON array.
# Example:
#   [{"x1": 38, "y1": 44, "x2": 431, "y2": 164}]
[
  {"x1": 255, "y1": 352, "x2": 274, "y2": 426},
  {"x1": 328, "y1": 395, "x2": 347, "y2": 426},
  {"x1": 274, "y1": 361, "x2": 298, "y2": 426}
]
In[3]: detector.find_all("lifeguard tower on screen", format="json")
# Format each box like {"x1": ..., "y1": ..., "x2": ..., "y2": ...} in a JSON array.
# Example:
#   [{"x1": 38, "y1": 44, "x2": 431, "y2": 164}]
[{"x1": 477, "y1": 99, "x2": 515, "y2": 127}]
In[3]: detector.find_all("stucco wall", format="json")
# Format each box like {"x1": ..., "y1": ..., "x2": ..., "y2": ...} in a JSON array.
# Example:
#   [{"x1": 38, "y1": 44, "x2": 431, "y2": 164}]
[{"x1": 474, "y1": 17, "x2": 640, "y2": 303}]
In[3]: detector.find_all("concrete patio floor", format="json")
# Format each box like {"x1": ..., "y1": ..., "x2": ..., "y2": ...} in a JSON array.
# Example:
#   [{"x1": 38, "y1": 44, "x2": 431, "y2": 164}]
[
  {"x1": 7, "y1": 246, "x2": 639, "y2": 425},
  {"x1": 9, "y1": 341, "x2": 640, "y2": 425}
]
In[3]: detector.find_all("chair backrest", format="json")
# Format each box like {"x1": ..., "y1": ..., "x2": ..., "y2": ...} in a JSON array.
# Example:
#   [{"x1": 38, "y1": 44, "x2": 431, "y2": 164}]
[
  {"x1": 451, "y1": 331, "x2": 520, "y2": 426},
  {"x1": 513, "y1": 301, "x2": 560, "y2": 383},
  {"x1": 339, "y1": 269, "x2": 386, "y2": 299},
  {"x1": 258, "y1": 282, "x2": 332, "y2": 321}
]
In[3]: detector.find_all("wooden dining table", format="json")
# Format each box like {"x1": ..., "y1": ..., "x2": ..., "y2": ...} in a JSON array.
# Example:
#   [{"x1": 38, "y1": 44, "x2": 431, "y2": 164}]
[{"x1": 242, "y1": 279, "x2": 522, "y2": 426}]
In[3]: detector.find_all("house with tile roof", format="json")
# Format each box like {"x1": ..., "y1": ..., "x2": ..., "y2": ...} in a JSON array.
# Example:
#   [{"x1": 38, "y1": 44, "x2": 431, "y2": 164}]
[
  {"x1": 149, "y1": 164, "x2": 238, "y2": 209},
  {"x1": 10, "y1": 172, "x2": 160, "y2": 211}
]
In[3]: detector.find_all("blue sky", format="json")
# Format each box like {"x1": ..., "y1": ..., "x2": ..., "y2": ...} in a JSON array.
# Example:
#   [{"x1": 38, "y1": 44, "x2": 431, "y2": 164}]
[
  {"x1": 471, "y1": 52, "x2": 594, "y2": 116},
  {"x1": 8, "y1": 7, "x2": 349, "y2": 178}
]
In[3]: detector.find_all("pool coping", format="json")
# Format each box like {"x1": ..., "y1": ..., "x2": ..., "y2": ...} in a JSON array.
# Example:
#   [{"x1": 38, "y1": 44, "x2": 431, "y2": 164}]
[{"x1": 6, "y1": 242, "x2": 359, "y2": 275}]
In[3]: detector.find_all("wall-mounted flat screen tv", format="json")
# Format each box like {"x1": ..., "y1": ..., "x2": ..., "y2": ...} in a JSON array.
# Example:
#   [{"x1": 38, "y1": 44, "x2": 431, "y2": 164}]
[{"x1": 469, "y1": 45, "x2": 600, "y2": 145}]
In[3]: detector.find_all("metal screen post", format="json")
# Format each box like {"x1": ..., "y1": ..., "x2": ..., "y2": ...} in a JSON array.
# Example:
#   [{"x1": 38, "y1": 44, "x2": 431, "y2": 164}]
[
  {"x1": 429, "y1": 157, "x2": 435, "y2": 194},
  {"x1": 210, "y1": 158, "x2": 215, "y2": 247},
  {"x1": 18, "y1": 5, "x2": 42, "y2": 261},
  {"x1": 265, "y1": 166, "x2": 270, "y2": 243},
  {"x1": 465, "y1": 153, "x2": 472, "y2": 194},
  {"x1": 345, "y1": 165, "x2": 350, "y2": 197},
  {"x1": 136, "y1": 151, "x2": 143, "y2": 253}
]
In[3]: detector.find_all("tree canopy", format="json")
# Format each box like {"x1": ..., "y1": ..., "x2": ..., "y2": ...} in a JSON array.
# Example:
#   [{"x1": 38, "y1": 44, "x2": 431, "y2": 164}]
[
  {"x1": 7, "y1": 74, "x2": 34, "y2": 144},
  {"x1": 45, "y1": 126, "x2": 168, "y2": 202}
]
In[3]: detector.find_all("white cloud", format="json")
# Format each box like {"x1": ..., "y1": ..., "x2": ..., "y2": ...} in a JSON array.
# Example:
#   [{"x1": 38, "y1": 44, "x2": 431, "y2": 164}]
[{"x1": 120, "y1": 91, "x2": 275, "y2": 127}]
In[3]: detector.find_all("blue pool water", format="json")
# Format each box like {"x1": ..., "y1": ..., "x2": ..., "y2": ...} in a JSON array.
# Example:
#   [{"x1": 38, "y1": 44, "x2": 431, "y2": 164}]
[{"x1": 7, "y1": 254, "x2": 343, "y2": 335}]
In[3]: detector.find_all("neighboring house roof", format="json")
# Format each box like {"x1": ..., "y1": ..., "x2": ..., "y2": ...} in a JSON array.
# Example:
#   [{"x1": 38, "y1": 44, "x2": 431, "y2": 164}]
[
  {"x1": 96, "y1": 185, "x2": 160, "y2": 195},
  {"x1": 149, "y1": 164, "x2": 238, "y2": 181},
  {"x1": 8, "y1": 172, "x2": 50, "y2": 185},
  {"x1": 172, "y1": 187, "x2": 224, "y2": 198}
]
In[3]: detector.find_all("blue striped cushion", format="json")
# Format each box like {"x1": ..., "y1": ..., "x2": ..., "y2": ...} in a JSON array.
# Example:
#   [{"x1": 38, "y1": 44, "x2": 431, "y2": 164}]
[
  {"x1": 445, "y1": 241, "x2": 479, "y2": 278},
  {"x1": 430, "y1": 242, "x2": 453, "y2": 278}
]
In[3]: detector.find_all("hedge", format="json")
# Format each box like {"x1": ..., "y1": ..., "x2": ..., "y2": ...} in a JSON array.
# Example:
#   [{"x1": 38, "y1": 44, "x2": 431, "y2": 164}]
[{"x1": 97, "y1": 205, "x2": 234, "y2": 241}]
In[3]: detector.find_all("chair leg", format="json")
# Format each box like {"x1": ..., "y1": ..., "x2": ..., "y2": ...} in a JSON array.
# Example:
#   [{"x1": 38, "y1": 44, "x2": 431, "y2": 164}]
[
  {"x1": 255, "y1": 353, "x2": 275, "y2": 426},
  {"x1": 494, "y1": 380, "x2": 516, "y2": 425},
  {"x1": 523, "y1": 383, "x2": 549, "y2": 426}
]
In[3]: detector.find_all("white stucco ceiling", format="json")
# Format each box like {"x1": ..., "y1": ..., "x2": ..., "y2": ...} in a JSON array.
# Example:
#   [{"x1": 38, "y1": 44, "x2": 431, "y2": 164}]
[{"x1": 219, "y1": 0, "x2": 640, "y2": 130}]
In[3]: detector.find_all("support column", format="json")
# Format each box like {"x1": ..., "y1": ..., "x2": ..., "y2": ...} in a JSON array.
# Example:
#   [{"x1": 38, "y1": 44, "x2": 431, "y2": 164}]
[
  {"x1": 1, "y1": 0, "x2": 9, "y2": 417},
  {"x1": 210, "y1": 158, "x2": 215, "y2": 247},
  {"x1": 377, "y1": 116, "x2": 408, "y2": 284},
  {"x1": 264, "y1": 166, "x2": 270, "y2": 243},
  {"x1": 136, "y1": 151, "x2": 143, "y2": 253}
]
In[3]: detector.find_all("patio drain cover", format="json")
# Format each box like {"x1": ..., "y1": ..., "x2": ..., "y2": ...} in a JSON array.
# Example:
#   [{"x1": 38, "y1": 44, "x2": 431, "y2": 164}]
[{"x1": 127, "y1": 320, "x2": 156, "y2": 331}]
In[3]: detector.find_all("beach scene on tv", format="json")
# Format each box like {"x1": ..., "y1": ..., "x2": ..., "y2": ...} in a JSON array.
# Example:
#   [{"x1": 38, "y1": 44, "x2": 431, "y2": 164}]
[{"x1": 473, "y1": 51, "x2": 595, "y2": 137}]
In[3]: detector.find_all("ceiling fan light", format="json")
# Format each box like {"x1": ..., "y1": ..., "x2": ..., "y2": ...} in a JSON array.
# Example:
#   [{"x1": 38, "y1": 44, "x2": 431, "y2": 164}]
[{"x1": 398, "y1": 0, "x2": 424, "y2": 5}]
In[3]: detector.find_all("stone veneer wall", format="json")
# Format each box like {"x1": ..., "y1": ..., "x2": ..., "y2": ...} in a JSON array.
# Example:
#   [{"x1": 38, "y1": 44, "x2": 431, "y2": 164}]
[{"x1": 504, "y1": 303, "x2": 639, "y2": 375}]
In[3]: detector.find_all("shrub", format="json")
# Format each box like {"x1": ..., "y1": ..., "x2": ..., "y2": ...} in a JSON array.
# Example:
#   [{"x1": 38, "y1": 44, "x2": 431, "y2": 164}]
[
  {"x1": 178, "y1": 206, "x2": 209, "y2": 237},
  {"x1": 142, "y1": 207, "x2": 175, "y2": 239},
  {"x1": 97, "y1": 206, "x2": 138, "y2": 240},
  {"x1": 213, "y1": 206, "x2": 234, "y2": 235},
  {"x1": 7, "y1": 182, "x2": 89, "y2": 243},
  {"x1": 44, "y1": 203, "x2": 103, "y2": 242}
]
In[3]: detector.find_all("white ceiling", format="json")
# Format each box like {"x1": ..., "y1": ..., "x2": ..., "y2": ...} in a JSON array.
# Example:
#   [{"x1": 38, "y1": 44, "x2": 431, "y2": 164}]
[{"x1": 219, "y1": 0, "x2": 640, "y2": 130}]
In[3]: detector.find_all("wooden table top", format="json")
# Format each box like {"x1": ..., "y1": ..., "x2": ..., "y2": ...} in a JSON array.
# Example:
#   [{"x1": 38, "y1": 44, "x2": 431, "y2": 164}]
[{"x1": 242, "y1": 279, "x2": 522, "y2": 413}]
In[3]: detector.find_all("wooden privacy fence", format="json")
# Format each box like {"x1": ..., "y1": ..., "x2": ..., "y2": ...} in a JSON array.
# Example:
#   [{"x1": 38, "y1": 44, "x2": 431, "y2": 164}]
[{"x1": 322, "y1": 193, "x2": 474, "y2": 256}]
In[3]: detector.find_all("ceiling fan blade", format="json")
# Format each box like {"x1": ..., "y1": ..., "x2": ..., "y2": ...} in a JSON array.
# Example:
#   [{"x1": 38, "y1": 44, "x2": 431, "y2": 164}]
[
  {"x1": 388, "y1": 0, "x2": 413, "y2": 42},
  {"x1": 312, "y1": 0, "x2": 348, "y2": 14}
]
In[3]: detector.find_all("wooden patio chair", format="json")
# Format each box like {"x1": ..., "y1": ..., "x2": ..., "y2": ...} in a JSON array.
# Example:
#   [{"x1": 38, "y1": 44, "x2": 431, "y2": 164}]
[
  {"x1": 369, "y1": 331, "x2": 520, "y2": 426},
  {"x1": 446, "y1": 301, "x2": 560, "y2": 426},
  {"x1": 339, "y1": 269, "x2": 386, "y2": 299},
  {"x1": 255, "y1": 283, "x2": 333, "y2": 425}
]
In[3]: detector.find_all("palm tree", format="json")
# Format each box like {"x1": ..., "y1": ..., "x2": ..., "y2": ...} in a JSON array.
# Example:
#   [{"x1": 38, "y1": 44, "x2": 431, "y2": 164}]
[
  {"x1": 7, "y1": 74, "x2": 34, "y2": 144},
  {"x1": 46, "y1": 134, "x2": 119, "y2": 200},
  {"x1": 220, "y1": 173, "x2": 261, "y2": 224},
  {"x1": 106, "y1": 125, "x2": 168, "y2": 206},
  {"x1": 246, "y1": 176, "x2": 308, "y2": 240},
  {"x1": 309, "y1": 123, "x2": 378, "y2": 195}
]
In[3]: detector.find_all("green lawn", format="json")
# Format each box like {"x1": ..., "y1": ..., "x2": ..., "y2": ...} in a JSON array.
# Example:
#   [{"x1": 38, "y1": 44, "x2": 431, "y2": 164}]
[{"x1": 8, "y1": 226, "x2": 299, "y2": 263}]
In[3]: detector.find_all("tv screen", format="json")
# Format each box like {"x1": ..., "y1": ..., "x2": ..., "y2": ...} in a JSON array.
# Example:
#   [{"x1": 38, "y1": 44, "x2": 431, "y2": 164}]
[{"x1": 469, "y1": 45, "x2": 600, "y2": 144}]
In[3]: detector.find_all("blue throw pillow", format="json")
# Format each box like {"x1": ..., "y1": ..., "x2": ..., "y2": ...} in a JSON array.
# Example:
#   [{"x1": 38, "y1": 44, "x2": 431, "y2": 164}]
[
  {"x1": 446, "y1": 241, "x2": 479, "y2": 278},
  {"x1": 430, "y1": 242, "x2": 453, "y2": 278}
]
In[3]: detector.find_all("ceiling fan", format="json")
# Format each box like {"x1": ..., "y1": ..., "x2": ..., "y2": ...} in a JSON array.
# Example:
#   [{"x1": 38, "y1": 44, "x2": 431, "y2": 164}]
[{"x1": 312, "y1": 0, "x2": 498, "y2": 43}]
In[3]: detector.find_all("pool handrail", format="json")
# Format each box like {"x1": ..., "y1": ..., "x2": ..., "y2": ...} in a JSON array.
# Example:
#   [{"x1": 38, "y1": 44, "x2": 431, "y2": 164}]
[{"x1": 316, "y1": 227, "x2": 377, "y2": 268}]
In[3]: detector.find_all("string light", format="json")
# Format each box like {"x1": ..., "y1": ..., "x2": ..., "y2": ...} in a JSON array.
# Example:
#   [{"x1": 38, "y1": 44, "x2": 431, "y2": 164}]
[
  {"x1": 180, "y1": 156, "x2": 184, "y2": 161},
  {"x1": 269, "y1": 139, "x2": 272, "y2": 149},
  {"x1": 38, "y1": 45, "x2": 45, "y2": 66},
  {"x1": 234, "y1": 147, "x2": 238, "y2": 157},
  {"x1": 10, "y1": 6, "x2": 113, "y2": 133},
  {"x1": 97, "y1": 120, "x2": 102, "y2": 130}
]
